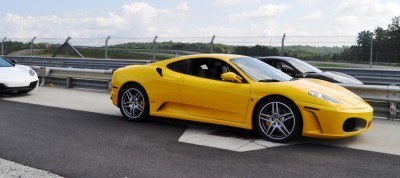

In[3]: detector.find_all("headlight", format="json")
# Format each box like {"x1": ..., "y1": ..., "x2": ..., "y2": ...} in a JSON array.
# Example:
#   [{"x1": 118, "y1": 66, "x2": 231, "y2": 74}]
[
  {"x1": 29, "y1": 69, "x2": 36, "y2": 76},
  {"x1": 308, "y1": 91, "x2": 342, "y2": 104}
]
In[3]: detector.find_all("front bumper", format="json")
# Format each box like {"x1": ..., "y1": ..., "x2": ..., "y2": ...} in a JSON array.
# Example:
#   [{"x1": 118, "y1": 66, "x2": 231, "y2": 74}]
[
  {"x1": 0, "y1": 80, "x2": 38, "y2": 93},
  {"x1": 296, "y1": 101, "x2": 373, "y2": 138}
]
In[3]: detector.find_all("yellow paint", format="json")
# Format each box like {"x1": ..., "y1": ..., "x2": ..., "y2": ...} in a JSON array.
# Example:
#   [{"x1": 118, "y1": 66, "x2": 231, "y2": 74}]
[{"x1": 111, "y1": 54, "x2": 373, "y2": 138}]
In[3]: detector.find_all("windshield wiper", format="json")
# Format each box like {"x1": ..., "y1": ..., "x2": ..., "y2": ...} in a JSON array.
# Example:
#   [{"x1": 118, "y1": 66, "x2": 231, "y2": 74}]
[
  {"x1": 258, "y1": 79, "x2": 281, "y2": 82},
  {"x1": 290, "y1": 78, "x2": 298, "y2": 81}
]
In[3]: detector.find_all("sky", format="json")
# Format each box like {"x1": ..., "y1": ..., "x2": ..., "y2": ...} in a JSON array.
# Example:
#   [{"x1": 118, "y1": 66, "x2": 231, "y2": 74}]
[{"x1": 0, "y1": 0, "x2": 399, "y2": 38}]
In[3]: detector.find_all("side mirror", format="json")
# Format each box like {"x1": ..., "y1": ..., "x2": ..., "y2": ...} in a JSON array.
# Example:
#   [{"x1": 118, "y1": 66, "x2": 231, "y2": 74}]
[
  {"x1": 10, "y1": 59, "x2": 17, "y2": 64},
  {"x1": 221, "y1": 72, "x2": 243, "y2": 83}
]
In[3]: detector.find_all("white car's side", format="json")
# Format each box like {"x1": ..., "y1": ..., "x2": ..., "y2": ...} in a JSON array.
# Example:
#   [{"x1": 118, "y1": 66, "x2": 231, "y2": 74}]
[{"x1": 0, "y1": 57, "x2": 39, "y2": 94}]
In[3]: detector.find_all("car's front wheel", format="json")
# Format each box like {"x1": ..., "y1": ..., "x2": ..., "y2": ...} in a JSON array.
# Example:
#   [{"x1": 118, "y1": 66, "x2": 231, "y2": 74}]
[
  {"x1": 119, "y1": 84, "x2": 149, "y2": 121},
  {"x1": 254, "y1": 97, "x2": 302, "y2": 143}
]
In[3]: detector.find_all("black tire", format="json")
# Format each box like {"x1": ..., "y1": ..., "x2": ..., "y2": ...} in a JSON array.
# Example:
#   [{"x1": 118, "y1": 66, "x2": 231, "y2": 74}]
[
  {"x1": 17, "y1": 90, "x2": 32, "y2": 94},
  {"x1": 254, "y1": 97, "x2": 302, "y2": 143},
  {"x1": 118, "y1": 84, "x2": 150, "y2": 121}
]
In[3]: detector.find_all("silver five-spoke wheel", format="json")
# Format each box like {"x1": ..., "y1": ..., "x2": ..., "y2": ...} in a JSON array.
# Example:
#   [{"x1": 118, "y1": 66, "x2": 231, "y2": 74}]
[
  {"x1": 255, "y1": 97, "x2": 301, "y2": 143},
  {"x1": 119, "y1": 84, "x2": 149, "y2": 121},
  {"x1": 259, "y1": 102, "x2": 295, "y2": 140},
  {"x1": 122, "y1": 88, "x2": 145, "y2": 119}
]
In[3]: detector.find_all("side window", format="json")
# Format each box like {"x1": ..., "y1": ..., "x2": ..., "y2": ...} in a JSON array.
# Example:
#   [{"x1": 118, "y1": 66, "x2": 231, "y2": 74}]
[
  {"x1": 281, "y1": 62, "x2": 292, "y2": 69},
  {"x1": 190, "y1": 58, "x2": 242, "y2": 81},
  {"x1": 264, "y1": 60, "x2": 274, "y2": 66},
  {"x1": 167, "y1": 60, "x2": 190, "y2": 74},
  {"x1": 280, "y1": 61, "x2": 296, "y2": 76}
]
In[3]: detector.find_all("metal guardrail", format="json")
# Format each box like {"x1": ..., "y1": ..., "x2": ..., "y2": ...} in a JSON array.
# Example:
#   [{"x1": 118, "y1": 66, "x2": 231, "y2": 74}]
[
  {"x1": 320, "y1": 67, "x2": 400, "y2": 86},
  {"x1": 33, "y1": 66, "x2": 112, "y2": 91},
  {"x1": 32, "y1": 66, "x2": 399, "y2": 120},
  {"x1": 7, "y1": 56, "x2": 152, "y2": 69},
  {"x1": 7, "y1": 56, "x2": 400, "y2": 86},
  {"x1": 340, "y1": 84, "x2": 400, "y2": 120}
]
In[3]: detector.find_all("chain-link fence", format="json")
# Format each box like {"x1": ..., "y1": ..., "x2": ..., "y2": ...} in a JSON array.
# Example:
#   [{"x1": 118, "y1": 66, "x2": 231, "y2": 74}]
[{"x1": 1, "y1": 35, "x2": 399, "y2": 68}]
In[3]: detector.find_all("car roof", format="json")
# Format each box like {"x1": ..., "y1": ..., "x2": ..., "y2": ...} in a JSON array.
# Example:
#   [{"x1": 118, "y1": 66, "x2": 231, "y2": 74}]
[
  {"x1": 258, "y1": 56, "x2": 300, "y2": 62},
  {"x1": 150, "y1": 54, "x2": 249, "y2": 66}
]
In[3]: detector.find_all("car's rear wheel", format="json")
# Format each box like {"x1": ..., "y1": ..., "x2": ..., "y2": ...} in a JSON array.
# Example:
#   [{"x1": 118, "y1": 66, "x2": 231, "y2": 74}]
[
  {"x1": 119, "y1": 84, "x2": 149, "y2": 121},
  {"x1": 254, "y1": 97, "x2": 302, "y2": 143}
]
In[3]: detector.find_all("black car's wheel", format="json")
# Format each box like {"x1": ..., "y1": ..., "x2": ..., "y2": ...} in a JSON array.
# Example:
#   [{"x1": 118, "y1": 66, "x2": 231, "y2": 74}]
[
  {"x1": 254, "y1": 97, "x2": 302, "y2": 143},
  {"x1": 119, "y1": 84, "x2": 149, "y2": 121}
]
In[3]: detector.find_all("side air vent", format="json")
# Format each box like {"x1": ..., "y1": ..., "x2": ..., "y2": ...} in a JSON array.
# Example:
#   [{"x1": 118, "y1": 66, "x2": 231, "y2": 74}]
[{"x1": 156, "y1": 68, "x2": 163, "y2": 77}]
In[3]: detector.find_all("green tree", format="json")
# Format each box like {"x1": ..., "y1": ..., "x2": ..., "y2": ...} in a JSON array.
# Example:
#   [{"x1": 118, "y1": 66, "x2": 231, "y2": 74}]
[{"x1": 387, "y1": 16, "x2": 400, "y2": 40}]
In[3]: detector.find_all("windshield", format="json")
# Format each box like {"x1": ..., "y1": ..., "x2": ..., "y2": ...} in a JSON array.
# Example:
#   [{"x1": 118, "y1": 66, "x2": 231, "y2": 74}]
[
  {"x1": 289, "y1": 58, "x2": 322, "y2": 73},
  {"x1": 0, "y1": 57, "x2": 13, "y2": 67},
  {"x1": 231, "y1": 57, "x2": 292, "y2": 82}
]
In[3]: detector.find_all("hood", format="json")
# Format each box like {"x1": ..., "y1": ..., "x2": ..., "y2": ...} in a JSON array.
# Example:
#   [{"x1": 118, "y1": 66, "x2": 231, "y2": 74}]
[
  {"x1": 0, "y1": 65, "x2": 32, "y2": 79},
  {"x1": 290, "y1": 79, "x2": 367, "y2": 108},
  {"x1": 321, "y1": 71, "x2": 363, "y2": 85}
]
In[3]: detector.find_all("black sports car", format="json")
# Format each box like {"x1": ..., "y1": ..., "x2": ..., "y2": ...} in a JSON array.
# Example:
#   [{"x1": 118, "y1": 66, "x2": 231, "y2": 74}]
[{"x1": 258, "y1": 56, "x2": 363, "y2": 85}]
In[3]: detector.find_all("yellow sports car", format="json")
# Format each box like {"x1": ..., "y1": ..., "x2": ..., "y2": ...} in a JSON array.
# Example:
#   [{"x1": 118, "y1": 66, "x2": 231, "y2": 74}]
[{"x1": 111, "y1": 54, "x2": 373, "y2": 142}]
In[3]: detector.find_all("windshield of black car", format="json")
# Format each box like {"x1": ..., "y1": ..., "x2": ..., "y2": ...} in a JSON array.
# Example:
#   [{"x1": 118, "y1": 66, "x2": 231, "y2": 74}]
[
  {"x1": 0, "y1": 57, "x2": 13, "y2": 67},
  {"x1": 289, "y1": 58, "x2": 322, "y2": 73},
  {"x1": 231, "y1": 57, "x2": 292, "y2": 82}
]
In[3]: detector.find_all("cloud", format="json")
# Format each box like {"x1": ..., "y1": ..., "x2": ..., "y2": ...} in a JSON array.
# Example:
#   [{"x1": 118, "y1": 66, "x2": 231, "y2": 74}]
[
  {"x1": 334, "y1": 0, "x2": 400, "y2": 31},
  {"x1": 299, "y1": 11, "x2": 325, "y2": 21},
  {"x1": 297, "y1": 0, "x2": 318, "y2": 5},
  {"x1": 193, "y1": 20, "x2": 293, "y2": 37},
  {"x1": 1, "y1": 2, "x2": 190, "y2": 38},
  {"x1": 213, "y1": 0, "x2": 258, "y2": 6},
  {"x1": 228, "y1": 3, "x2": 290, "y2": 23},
  {"x1": 1, "y1": 0, "x2": 400, "y2": 39}
]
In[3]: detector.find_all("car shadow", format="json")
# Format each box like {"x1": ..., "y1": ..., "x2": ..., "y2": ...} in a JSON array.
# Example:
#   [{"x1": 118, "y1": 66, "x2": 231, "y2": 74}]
[{"x1": 0, "y1": 92, "x2": 31, "y2": 98}]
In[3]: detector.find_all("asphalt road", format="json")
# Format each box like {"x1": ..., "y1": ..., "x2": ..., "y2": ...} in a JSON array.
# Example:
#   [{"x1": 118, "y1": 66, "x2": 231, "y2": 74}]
[{"x1": 1, "y1": 99, "x2": 400, "y2": 178}]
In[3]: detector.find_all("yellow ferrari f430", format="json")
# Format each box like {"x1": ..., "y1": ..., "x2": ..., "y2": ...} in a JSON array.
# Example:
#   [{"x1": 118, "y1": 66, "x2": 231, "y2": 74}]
[{"x1": 111, "y1": 54, "x2": 373, "y2": 142}]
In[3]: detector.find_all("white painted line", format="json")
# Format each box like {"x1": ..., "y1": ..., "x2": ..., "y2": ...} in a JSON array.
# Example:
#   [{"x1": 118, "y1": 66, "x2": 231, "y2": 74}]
[
  {"x1": 0, "y1": 157, "x2": 62, "y2": 178},
  {"x1": 178, "y1": 127, "x2": 291, "y2": 152}
]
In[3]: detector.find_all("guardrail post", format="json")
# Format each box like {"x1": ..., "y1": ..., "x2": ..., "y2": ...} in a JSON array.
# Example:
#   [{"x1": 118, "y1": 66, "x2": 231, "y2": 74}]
[
  {"x1": 108, "y1": 81, "x2": 112, "y2": 91},
  {"x1": 64, "y1": 36, "x2": 71, "y2": 58},
  {"x1": 1, "y1": 37, "x2": 6, "y2": 55},
  {"x1": 105, "y1": 36, "x2": 111, "y2": 59},
  {"x1": 210, "y1": 35, "x2": 215, "y2": 53},
  {"x1": 38, "y1": 66, "x2": 49, "y2": 87},
  {"x1": 152, "y1": 35, "x2": 158, "y2": 60},
  {"x1": 30, "y1": 36, "x2": 36, "y2": 56},
  {"x1": 390, "y1": 103, "x2": 399, "y2": 120},
  {"x1": 281, "y1": 33, "x2": 286, "y2": 57},
  {"x1": 370, "y1": 34, "x2": 374, "y2": 68},
  {"x1": 66, "y1": 77, "x2": 73, "y2": 88}
]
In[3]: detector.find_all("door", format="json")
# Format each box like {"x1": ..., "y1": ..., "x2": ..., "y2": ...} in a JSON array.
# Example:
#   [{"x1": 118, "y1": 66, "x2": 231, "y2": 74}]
[{"x1": 179, "y1": 58, "x2": 251, "y2": 123}]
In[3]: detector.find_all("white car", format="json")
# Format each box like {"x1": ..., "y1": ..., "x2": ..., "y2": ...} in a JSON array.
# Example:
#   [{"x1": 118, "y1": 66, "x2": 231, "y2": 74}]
[{"x1": 0, "y1": 57, "x2": 39, "y2": 94}]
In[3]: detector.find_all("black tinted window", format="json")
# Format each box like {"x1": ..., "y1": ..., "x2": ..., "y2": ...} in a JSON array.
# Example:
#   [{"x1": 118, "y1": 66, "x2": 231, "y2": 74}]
[
  {"x1": 167, "y1": 60, "x2": 190, "y2": 74},
  {"x1": 263, "y1": 60, "x2": 274, "y2": 66}
]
